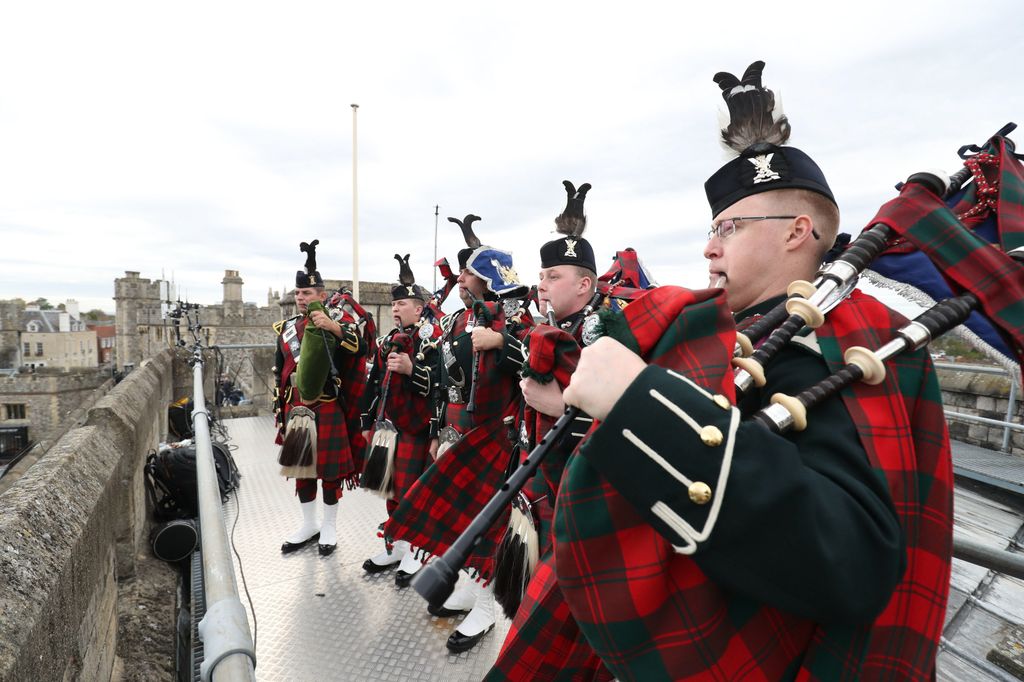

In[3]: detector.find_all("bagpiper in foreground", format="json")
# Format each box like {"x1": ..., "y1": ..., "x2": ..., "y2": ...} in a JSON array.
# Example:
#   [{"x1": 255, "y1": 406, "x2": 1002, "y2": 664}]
[{"x1": 485, "y1": 60, "x2": 955, "y2": 681}]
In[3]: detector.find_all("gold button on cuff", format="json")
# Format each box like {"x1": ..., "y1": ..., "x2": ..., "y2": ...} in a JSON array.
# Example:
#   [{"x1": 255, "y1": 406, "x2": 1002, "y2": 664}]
[
  {"x1": 712, "y1": 394, "x2": 731, "y2": 410},
  {"x1": 688, "y1": 481, "x2": 712, "y2": 505},
  {"x1": 700, "y1": 425, "x2": 723, "y2": 447}
]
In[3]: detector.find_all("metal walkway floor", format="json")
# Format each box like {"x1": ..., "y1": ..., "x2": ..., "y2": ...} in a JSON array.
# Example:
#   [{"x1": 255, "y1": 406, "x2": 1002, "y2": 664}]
[
  {"x1": 220, "y1": 415, "x2": 510, "y2": 682},
  {"x1": 952, "y1": 439, "x2": 1024, "y2": 497}
]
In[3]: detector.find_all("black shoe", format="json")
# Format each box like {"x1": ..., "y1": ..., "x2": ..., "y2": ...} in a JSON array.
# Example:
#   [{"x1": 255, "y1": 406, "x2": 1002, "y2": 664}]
[
  {"x1": 281, "y1": 532, "x2": 320, "y2": 554},
  {"x1": 318, "y1": 543, "x2": 337, "y2": 556},
  {"x1": 428, "y1": 602, "x2": 472, "y2": 618},
  {"x1": 362, "y1": 557, "x2": 399, "y2": 574},
  {"x1": 395, "y1": 570, "x2": 415, "y2": 588},
  {"x1": 446, "y1": 624, "x2": 495, "y2": 653}
]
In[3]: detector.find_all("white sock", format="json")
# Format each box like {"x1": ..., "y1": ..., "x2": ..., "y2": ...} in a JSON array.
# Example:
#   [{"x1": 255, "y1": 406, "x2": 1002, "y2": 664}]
[
  {"x1": 319, "y1": 501, "x2": 338, "y2": 546},
  {"x1": 397, "y1": 544, "x2": 423, "y2": 574},
  {"x1": 286, "y1": 500, "x2": 320, "y2": 543},
  {"x1": 440, "y1": 571, "x2": 476, "y2": 611},
  {"x1": 456, "y1": 581, "x2": 495, "y2": 637},
  {"x1": 369, "y1": 541, "x2": 406, "y2": 566}
]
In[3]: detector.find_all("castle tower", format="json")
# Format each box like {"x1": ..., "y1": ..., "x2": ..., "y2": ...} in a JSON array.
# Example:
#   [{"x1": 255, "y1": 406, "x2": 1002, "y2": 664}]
[
  {"x1": 222, "y1": 270, "x2": 244, "y2": 320},
  {"x1": 113, "y1": 271, "x2": 162, "y2": 371}
]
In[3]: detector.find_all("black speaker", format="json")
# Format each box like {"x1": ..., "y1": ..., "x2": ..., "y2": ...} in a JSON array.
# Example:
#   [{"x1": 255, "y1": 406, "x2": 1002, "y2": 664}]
[{"x1": 150, "y1": 519, "x2": 199, "y2": 563}]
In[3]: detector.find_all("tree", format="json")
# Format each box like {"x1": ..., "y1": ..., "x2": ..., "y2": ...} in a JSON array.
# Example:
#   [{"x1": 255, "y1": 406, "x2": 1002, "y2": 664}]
[{"x1": 30, "y1": 297, "x2": 53, "y2": 310}]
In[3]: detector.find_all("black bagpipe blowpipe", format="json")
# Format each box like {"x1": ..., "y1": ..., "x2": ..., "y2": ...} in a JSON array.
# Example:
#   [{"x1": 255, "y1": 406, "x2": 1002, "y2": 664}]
[
  {"x1": 412, "y1": 405, "x2": 581, "y2": 606},
  {"x1": 466, "y1": 301, "x2": 492, "y2": 413},
  {"x1": 731, "y1": 166, "x2": 974, "y2": 397},
  {"x1": 413, "y1": 291, "x2": 603, "y2": 606}
]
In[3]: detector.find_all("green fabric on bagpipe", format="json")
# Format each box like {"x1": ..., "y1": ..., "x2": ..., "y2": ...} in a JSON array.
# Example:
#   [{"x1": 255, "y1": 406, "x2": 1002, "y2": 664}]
[{"x1": 296, "y1": 300, "x2": 339, "y2": 402}]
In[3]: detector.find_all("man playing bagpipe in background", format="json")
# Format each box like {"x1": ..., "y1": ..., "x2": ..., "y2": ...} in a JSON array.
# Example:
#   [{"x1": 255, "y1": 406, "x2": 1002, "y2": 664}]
[
  {"x1": 274, "y1": 239, "x2": 368, "y2": 557},
  {"x1": 360, "y1": 254, "x2": 441, "y2": 586},
  {"x1": 487, "y1": 61, "x2": 955, "y2": 681},
  {"x1": 385, "y1": 214, "x2": 535, "y2": 653}
]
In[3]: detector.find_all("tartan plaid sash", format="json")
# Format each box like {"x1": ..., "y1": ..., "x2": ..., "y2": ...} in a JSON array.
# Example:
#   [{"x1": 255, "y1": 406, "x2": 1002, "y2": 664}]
[
  {"x1": 813, "y1": 290, "x2": 952, "y2": 681},
  {"x1": 553, "y1": 286, "x2": 950, "y2": 680}
]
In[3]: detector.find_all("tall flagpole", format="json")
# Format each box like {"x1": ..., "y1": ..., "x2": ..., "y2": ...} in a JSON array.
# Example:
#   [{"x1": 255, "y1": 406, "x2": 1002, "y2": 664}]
[
  {"x1": 433, "y1": 204, "x2": 439, "y2": 290},
  {"x1": 351, "y1": 103, "x2": 360, "y2": 301}
]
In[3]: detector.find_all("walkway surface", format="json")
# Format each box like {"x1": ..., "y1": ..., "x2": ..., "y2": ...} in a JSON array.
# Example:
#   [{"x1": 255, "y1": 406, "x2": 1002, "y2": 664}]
[
  {"x1": 221, "y1": 415, "x2": 510, "y2": 682},
  {"x1": 217, "y1": 415, "x2": 1024, "y2": 681}
]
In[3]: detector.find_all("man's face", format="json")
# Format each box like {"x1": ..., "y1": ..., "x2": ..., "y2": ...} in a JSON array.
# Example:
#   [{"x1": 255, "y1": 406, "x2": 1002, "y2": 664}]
[
  {"x1": 703, "y1": 193, "x2": 793, "y2": 313},
  {"x1": 456, "y1": 269, "x2": 487, "y2": 307},
  {"x1": 538, "y1": 265, "x2": 587, "y2": 319},
  {"x1": 294, "y1": 287, "x2": 327, "y2": 313},
  {"x1": 392, "y1": 298, "x2": 423, "y2": 328}
]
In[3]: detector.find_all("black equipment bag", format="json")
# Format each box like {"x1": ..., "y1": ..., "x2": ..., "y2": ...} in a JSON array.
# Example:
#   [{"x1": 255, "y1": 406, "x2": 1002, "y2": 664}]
[{"x1": 145, "y1": 442, "x2": 241, "y2": 520}]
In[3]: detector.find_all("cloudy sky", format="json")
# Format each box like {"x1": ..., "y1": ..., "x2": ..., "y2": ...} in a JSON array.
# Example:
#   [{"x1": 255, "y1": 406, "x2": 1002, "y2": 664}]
[{"x1": 1, "y1": 1, "x2": 1022, "y2": 315}]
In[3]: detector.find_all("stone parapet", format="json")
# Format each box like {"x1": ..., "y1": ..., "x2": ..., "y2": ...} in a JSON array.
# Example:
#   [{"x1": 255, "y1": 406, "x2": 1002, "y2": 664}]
[{"x1": 0, "y1": 350, "x2": 174, "y2": 681}]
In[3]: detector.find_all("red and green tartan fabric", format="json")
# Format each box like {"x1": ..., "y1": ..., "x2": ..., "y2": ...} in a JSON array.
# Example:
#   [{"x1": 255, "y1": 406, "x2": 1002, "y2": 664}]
[
  {"x1": 276, "y1": 315, "x2": 366, "y2": 482},
  {"x1": 384, "y1": 432, "x2": 432, "y2": 517},
  {"x1": 366, "y1": 326, "x2": 441, "y2": 516},
  {"x1": 383, "y1": 405, "x2": 516, "y2": 578},
  {"x1": 520, "y1": 322, "x2": 587, "y2": 505},
  {"x1": 486, "y1": 555, "x2": 614, "y2": 682},
  {"x1": 815, "y1": 289, "x2": 953, "y2": 680},
  {"x1": 375, "y1": 331, "x2": 432, "y2": 435},
  {"x1": 866, "y1": 135, "x2": 1024, "y2": 378},
  {"x1": 521, "y1": 325, "x2": 580, "y2": 387},
  {"x1": 546, "y1": 286, "x2": 950, "y2": 681},
  {"x1": 383, "y1": 305, "x2": 531, "y2": 578},
  {"x1": 333, "y1": 312, "x2": 369, "y2": 473}
]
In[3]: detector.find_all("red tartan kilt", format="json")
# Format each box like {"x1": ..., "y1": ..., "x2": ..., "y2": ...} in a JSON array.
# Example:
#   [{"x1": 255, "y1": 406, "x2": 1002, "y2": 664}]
[
  {"x1": 383, "y1": 418, "x2": 513, "y2": 578},
  {"x1": 281, "y1": 398, "x2": 357, "y2": 481},
  {"x1": 556, "y1": 455, "x2": 818, "y2": 680},
  {"x1": 486, "y1": 556, "x2": 612, "y2": 681},
  {"x1": 385, "y1": 432, "x2": 432, "y2": 516}
]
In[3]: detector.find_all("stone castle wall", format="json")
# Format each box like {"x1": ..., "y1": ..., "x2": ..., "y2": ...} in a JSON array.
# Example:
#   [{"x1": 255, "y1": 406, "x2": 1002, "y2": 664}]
[
  {"x1": 0, "y1": 370, "x2": 111, "y2": 445},
  {"x1": 116, "y1": 272, "x2": 395, "y2": 413},
  {"x1": 0, "y1": 351, "x2": 175, "y2": 682}
]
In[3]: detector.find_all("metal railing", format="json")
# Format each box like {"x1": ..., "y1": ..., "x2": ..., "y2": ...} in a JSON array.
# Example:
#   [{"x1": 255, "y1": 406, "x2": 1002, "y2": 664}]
[
  {"x1": 933, "y1": 361, "x2": 1024, "y2": 592},
  {"x1": 936, "y1": 361, "x2": 1020, "y2": 453},
  {"x1": 190, "y1": 347, "x2": 256, "y2": 682}
]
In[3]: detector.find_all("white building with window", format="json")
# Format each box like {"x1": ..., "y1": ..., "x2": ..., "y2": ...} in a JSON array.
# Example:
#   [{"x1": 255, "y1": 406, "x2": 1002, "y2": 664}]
[{"x1": 19, "y1": 301, "x2": 98, "y2": 370}]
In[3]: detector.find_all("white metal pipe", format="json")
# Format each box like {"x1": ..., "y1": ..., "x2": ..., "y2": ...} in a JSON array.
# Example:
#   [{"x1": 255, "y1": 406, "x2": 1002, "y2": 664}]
[
  {"x1": 191, "y1": 355, "x2": 256, "y2": 681},
  {"x1": 351, "y1": 103, "x2": 360, "y2": 302}
]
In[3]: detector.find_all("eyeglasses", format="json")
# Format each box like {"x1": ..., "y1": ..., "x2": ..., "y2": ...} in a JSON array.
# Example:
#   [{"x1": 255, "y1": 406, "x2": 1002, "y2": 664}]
[{"x1": 707, "y1": 215, "x2": 820, "y2": 241}]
